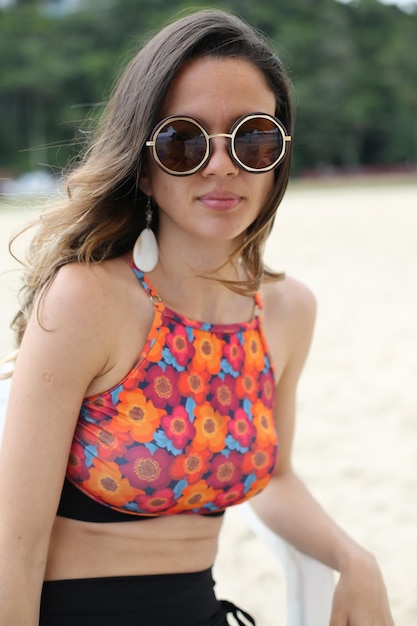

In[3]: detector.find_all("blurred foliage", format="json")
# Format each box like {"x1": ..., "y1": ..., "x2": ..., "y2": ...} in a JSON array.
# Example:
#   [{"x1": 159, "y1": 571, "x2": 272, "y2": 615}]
[{"x1": 0, "y1": 0, "x2": 416, "y2": 174}]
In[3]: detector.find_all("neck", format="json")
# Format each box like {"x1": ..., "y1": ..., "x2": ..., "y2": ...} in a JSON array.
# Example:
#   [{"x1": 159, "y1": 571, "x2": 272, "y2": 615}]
[{"x1": 149, "y1": 240, "x2": 253, "y2": 325}]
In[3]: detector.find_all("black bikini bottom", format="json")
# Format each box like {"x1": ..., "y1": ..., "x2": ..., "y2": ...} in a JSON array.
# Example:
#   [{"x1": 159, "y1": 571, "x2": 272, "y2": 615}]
[{"x1": 40, "y1": 568, "x2": 255, "y2": 626}]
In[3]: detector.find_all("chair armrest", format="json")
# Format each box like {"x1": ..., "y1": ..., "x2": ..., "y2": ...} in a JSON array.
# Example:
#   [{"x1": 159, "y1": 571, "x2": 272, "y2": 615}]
[{"x1": 238, "y1": 501, "x2": 335, "y2": 626}]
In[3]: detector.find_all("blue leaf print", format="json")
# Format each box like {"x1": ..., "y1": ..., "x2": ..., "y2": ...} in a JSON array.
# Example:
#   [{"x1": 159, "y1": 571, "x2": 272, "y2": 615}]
[
  {"x1": 174, "y1": 479, "x2": 188, "y2": 499},
  {"x1": 185, "y1": 396, "x2": 196, "y2": 422},
  {"x1": 162, "y1": 347, "x2": 185, "y2": 373},
  {"x1": 153, "y1": 429, "x2": 182, "y2": 456},
  {"x1": 225, "y1": 434, "x2": 249, "y2": 454}
]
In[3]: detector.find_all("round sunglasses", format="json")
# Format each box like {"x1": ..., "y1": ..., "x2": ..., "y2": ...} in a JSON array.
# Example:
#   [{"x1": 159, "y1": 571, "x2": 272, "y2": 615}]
[{"x1": 145, "y1": 113, "x2": 291, "y2": 176}]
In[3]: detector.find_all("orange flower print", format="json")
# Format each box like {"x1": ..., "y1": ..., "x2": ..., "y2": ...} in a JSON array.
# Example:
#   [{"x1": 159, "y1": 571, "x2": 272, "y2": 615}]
[
  {"x1": 83, "y1": 458, "x2": 139, "y2": 508},
  {"x1": 173, "y1": 480, "x2": 218, "y2": 512},
  {"x1": 241, "y1": 442, "x2": 278, "y2": 478},
  {"x1": 83, "y1": 423, "x2": 132, "y2": 462},
  {"x1": 245, "y1": 474, "x2": 273, "y2": 498},
  {"x1": 170, "y1": 446, "x2": 213, "y2": 484},
  {"x1": 252, "y1": 400, "x2": 277, "y2": 447},
  {"x1": 120, "y1": 368, "x2": 146, "y2": 392},
  {"x1": 178, "y1": 369, "x2": 210, "y2": 404},
  {"x1": 146, "y1": 322, "x2": 170, "y2": 364},
  {"x1": 67, "y1": 439, "x2": 90, "y2": 481},
  {"x1": 192, "y1": 331, "x2": 224, "y2": 374},
  {"x1": 113, "y1": 389, "x2": 165, "y2": 442},
  {"x1": 244, "y1": 329, "x2": 265, "y2": 372},
  {"x1": 193, "y1": 402, "x2": 229, "y2": 452},
  {"x1": 235, "y1": 370, "x2": 258, "y2": 403}
]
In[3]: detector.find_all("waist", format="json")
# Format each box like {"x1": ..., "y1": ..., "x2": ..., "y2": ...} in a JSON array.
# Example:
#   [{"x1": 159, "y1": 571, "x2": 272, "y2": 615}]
[{"x1": 45, "y1": 513, "x2": 223, "y2": 581}]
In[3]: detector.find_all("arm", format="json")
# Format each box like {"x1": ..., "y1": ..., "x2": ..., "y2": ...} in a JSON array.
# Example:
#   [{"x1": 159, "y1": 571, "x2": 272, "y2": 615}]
[
  {"x1": 253, "y1": 278, "x2": 394, "y2": 626},
  {"x1": 0, "y1": 264, "x2": 115, "y2": 625}
]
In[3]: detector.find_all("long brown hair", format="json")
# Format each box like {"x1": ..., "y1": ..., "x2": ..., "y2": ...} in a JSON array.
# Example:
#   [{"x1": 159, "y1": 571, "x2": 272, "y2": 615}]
[{"x1": 11, "y1": 9, "x2": 293, "y2": 347}]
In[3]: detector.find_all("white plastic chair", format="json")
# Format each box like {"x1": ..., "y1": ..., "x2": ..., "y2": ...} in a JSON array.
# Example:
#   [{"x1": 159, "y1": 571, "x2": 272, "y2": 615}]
[
  {"x1": 238, "y1": 502, "x2": 335, "y2": 626},
  {"x1": 0, "y1": 376, "x2": 334, "y2": 626}
]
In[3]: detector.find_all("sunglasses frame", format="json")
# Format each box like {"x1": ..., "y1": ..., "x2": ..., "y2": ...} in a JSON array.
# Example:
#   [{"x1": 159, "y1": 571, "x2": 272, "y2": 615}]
[{"x1": 145, "y1": 113, "x2": 292, "y2": 176}]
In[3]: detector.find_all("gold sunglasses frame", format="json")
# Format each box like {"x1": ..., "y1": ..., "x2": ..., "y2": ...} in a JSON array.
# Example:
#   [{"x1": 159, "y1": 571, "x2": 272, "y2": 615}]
[{"x1": 146, "y1": 113, "x2": 292, "y2": 176}]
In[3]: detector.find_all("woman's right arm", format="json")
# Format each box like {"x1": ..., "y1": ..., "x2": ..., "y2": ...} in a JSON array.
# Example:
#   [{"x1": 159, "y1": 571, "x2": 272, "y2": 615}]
[{"x1": 0, "y1": 263, "x2": 115, "y2": 625}]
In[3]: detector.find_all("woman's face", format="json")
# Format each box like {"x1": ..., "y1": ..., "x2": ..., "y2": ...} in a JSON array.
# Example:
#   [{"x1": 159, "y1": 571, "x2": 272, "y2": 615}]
[{"x1": 139, "y1": 56, "x2": 276, "y2": 252}]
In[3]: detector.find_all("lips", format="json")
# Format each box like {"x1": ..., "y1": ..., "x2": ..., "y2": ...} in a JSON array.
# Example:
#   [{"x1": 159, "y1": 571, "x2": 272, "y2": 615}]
[{"x1": 198, "y1": 192, "x2": 242, "y2": 211}]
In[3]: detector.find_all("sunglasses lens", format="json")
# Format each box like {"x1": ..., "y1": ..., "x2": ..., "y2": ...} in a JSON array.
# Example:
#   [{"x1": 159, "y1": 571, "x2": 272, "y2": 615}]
[
  {"x1": 234, "y1": 117, "x2": 283, "y2": 170},
  {"x1": 154, "y1": 119, "x2": 207, "y2": 173}
]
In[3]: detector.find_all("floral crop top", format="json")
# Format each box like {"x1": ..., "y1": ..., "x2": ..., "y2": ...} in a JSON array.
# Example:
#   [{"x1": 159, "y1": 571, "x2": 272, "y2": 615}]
[{"x1": 57, "y1": 258, "x2": 278, "y2": 521}]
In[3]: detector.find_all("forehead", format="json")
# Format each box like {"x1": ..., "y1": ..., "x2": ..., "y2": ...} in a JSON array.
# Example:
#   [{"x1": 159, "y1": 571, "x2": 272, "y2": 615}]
[{"x1": 160, "y1": 57, "x2": 276, "y2": 123}]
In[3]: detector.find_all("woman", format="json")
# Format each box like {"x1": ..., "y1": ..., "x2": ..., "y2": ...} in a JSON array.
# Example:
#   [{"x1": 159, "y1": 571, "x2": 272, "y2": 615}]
[{"x1": 0, "y1": 9, "x2": 394, "y2": 626}]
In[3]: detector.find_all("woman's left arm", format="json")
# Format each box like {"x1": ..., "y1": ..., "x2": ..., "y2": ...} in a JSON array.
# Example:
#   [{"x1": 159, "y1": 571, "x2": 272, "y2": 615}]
[{"x1": 252, "y1": 278, "x2": 394, "y2": 625}]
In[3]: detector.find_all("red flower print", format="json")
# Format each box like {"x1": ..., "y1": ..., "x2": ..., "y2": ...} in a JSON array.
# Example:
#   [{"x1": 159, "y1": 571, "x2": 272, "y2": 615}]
[
  {"x1": 166, "y1": 325, "x2": 195, "y2": 366},
  {"x1": 81, "y1": 395, "x2": 118, "y2": 422},
  {"x1": 124, "y1": 446, "x2": 171, "y2": 490},
  {"x1": 145, "y1": 364, "x2": 181, "y2": 408},
  {"x1": 211, "y1": 375, "x2": 238, "y2": 415},
  {"x1": 173, "y1": 480, "x2": 218, "y2": 512},
  {"x1": 170, "y1": 446, "x2": 213, "y2": 484},
  {"x1": 160, "y1": 406, "x2": 195, "y2": 449},
  {"x1": 252, "y1": 400, "x2": 277, "y2": 447},
  {"x1": 135, "y1": 489, "x2": 176, "y2": 514},
  {"x1": 66, "y1": 439, "x2": 90, "y2": 481},
  {"x1": 235, "y1": 370, "x2": 258, "y2": 403},
  {"x1": 192, "y1": 331, "x2": 224, "y2": 374},
  {"x1": 83, "y1": 458, "x2": 139, "y2": 508},
  {"x1": 244, "y1": 329, "x2": 265, "y2": 372},
  {"x1": 241, "y1": 442, "x2": 278, "y2": 478},
  {"x1": 113, "y1": 389, "x2": 165, "y2": 442},
  {"x1": 178, "y1": 369, "x2": 210, "y2": 404},
  {"x1": 259, "y1": 372, "x2": 275, "y2": 408},
  {"x1": 82, "y1": 423, "x2": 132, "y2": 462},
  {"x1": 228, "y1": 408, "x2": 256, "y2": 448},
  {"x1": 193, "y1": 402, "x2": 229, "y2": 452},
  {"x1": 223, "y1": 336, "x2": 244, "y2": 372},
  {"x1": 206, "y1": 451, "x2": 242, "y2": 489},
  {"x1": 214, "y1": 482, "x2": 245, "y2": 509}
]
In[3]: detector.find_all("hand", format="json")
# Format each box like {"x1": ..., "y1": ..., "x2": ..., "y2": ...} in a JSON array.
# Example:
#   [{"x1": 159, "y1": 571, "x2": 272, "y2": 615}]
[{"x1": 330, "y1": 549, "x2": 395, "y2": 625}]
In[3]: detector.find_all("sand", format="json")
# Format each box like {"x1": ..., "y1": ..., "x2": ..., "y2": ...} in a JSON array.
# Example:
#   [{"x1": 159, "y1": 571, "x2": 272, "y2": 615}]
[{"x1": 1, "y1": 176, "x2": 416, "y2": 625}]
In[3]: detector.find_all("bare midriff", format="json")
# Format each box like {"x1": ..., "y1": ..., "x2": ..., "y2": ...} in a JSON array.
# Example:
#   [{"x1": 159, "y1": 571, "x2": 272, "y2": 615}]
[{"x1": 44, "y1": 514, "x2": 223, "y2": 580}]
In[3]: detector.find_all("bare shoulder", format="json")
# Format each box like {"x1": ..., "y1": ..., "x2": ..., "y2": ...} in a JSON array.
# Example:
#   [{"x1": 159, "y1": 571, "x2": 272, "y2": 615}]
[
  {"x1": 41, "y1": 260, "x2": 118, "y2": 319},
  {"x1": 260, "y1": 276, "x2": 317, "y2": 377},
  {"x1": 23, "y1": 259, "x2": 131, "y2": 381},
  {"x1": 261, "y1": 274, "x2": 316, "y2": 329}
]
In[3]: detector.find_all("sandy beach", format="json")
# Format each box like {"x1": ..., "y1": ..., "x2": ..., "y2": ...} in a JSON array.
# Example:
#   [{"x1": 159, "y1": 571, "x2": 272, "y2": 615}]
[{"x1": 1, "y1": 176, "x2": 416, "y2": 625}]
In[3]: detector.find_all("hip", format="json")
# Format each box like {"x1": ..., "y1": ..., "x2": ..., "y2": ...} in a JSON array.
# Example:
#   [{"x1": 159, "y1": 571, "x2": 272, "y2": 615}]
[{"x1": 40, "y1": 568, "x2": 255, "y2": 626}]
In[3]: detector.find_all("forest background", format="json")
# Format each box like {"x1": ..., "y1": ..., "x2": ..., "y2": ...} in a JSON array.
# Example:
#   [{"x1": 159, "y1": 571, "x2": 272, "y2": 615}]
[{"x1": 0, "y1": 0, "x2": 416, "y2": 179}]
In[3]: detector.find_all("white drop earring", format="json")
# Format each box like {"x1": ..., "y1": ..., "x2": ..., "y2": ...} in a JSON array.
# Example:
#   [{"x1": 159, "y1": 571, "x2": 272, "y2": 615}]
[{"x1": 133, "y1": 196, "x2": 159, "y2": 272}]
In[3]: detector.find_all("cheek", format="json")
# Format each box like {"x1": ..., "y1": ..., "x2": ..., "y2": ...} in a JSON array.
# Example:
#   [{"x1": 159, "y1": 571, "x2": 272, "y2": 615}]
[
  {"x1": 151, "y1": 175, "x2": 189, "y2": 214},
  {"x1": 256, "y1": 173, "x2": 275, "y2": 209}
]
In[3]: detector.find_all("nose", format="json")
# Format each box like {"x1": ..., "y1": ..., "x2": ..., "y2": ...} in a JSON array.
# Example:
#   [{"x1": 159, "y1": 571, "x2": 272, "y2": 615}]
[{"x1": 201, "y1": 135, "x2": 239, "y2": 177}]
